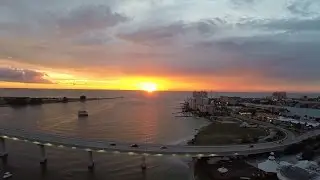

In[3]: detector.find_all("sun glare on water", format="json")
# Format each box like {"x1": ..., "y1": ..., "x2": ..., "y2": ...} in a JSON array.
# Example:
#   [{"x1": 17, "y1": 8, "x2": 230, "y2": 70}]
[{"x1": 139, "y1": 82, "x2": 158, "y2": 92}]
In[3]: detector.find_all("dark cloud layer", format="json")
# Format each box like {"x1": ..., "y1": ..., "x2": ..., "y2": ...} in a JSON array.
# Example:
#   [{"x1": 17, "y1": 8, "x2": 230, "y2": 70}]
[
  {"x1": 118, "y1": 22, "x2": 186, "y2": 45},
  {"x1": 116, "y1": 14, "x2": 320, "y2": 86},
  {"x1": 287, "y1": 0, "x2": 319, "y2": 16},
  {"x1": 0, "y1": 2, "x2": 127, "y2": 38},
  {"x1": 246, "y1": 17, "x2": 320, "y2": 32},
  {"x1": 57, "y1": 5, "x2": 128, "y2": 37},
  {"x1": 1, "y1": 0, "x2": 320, "y2": 90},
  {"x1": 0, "y1": 67, "x2": 52, "y2": 84}
]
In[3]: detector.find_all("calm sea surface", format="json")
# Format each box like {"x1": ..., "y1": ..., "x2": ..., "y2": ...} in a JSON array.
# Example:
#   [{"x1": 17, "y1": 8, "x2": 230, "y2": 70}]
[
  {"x1": 0, "y1": 89, "x2": 210, "y2": 180},
  {"x1": 0, "y1": 89, "x2": 319, "y2": 180}
]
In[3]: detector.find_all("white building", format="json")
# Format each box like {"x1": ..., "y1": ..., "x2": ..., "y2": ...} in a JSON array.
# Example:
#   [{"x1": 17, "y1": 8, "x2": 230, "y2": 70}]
[
  {"x1": 277, "y1": 160, "x2": 320, "y2": 180},
  {"x1": 272, "y1": 92, "x2": 287, "y2": 100},
  {"x1": 240, "y1": 122, "x2": 258, "y2": 128},
  {"x1": 258, "y1": 152, "x2": 278, "y2": 173},
  {"x1": 277, "y1": 116, "x2": 320, "y2": 128},
  {"x1": 187, "y1": 98, "x2": 195, "y2": 110},
  {"x1": 188, "y1": 96, "x2": 210, "y2": 111}
]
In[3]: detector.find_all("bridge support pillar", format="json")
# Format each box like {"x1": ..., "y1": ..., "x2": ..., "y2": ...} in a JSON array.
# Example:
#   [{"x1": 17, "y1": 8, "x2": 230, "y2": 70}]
[
  {"x1": 141, "y1": 156, "x2": 146, "y2": 171},
  {"x1": 87, "y1": 151, "x2": 94, "y2": 170},
  {"x1": 39, "y1": 144, "x2": 47, "y2": 165},
  {"x1": 190, "y1": 157, "x2": 196, "y2": 178},
  {"x1": 0, "y1": 138, "x2": 8, "y2": 158}
]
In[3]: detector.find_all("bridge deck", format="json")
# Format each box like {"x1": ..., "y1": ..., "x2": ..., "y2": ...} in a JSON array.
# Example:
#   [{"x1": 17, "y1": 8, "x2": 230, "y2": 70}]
[{"x1": 0, "y1": 128, "x2": 319, "y2": 157}]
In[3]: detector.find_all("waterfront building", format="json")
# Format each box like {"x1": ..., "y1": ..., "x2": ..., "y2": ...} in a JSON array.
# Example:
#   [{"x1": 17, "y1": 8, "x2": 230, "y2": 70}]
[
  {"x1": 258, "y1": 152, "x2": 278, "y2": 173},
  {"x1": 202, "y1": 98, "x2": 210, "y2": 105},
  {"x1": 195, "y1": 97, "x2": 204, "y2": 106},
  {"x1": 0, "y1": 98, "x2": 5, "y2": 105},
  {"x1": 206, "y1": 105, "x2": 216, "y2": 115},
  {"x1": 198, "y1": 105, "x2": 207, "y2": 113},
  {"x1": 187, "y1": 98, "x2": 196, "y2": 110},
  {"x1": 276, "y1": 116, "x2": 320, "y2": 128},
  {"x1": 272, "y1": 92, "x2": 287, "y2": 100},
  {"x1": 192, "y1": 91, "x2": 208, "y2": 98},
  {"x1": 219, "y1": 96, "x2": 241, "y2": 106},
  {"x1": 256, "y1": 153, "x2": 320, "y2": 180},
  {"x1": 277, "y1": 160, "x2": 320, "y2": 180},
  {"x1": 188, "y1": 91, "x2": 210, "y2": 111},
  {"x1": 301, "y1": 95, "x2": 309, "y2": 101},
  {"x1": 219, "y1": 96, "x2": 229, "y2": 102}
]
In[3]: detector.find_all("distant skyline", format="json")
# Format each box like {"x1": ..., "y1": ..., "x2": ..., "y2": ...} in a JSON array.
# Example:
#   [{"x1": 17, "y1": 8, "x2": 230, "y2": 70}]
[{"x1": 1, "y1": 0, "x2": 320, "y2": 92}]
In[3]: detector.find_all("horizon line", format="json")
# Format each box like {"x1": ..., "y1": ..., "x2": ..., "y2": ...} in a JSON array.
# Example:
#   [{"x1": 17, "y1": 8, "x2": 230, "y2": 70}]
[{"x1": 0, "y1": 87, "x2": 320, "y2": 94}]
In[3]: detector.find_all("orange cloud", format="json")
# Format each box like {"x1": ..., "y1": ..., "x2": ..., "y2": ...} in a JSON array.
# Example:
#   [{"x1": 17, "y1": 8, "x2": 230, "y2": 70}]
[{"x1": 1, "y1": 57, "x2": 320, "y2": 92}]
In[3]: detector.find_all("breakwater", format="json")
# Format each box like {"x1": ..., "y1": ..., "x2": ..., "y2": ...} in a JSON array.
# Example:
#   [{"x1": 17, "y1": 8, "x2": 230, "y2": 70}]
[{"x1": 0, "y1": 96, "x2": 124, "y2": 106}]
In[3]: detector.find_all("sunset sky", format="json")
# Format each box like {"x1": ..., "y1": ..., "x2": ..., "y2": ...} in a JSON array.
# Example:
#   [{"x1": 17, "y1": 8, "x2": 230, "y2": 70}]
[{"x1": 1, "y1": 0, "x2": 320, "y2": 92}]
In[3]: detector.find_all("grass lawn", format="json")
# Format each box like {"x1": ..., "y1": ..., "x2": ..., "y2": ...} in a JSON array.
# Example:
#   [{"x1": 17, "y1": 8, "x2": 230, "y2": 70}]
[{"x1": 191, "y1": 121, "x2": 268, "y2": 145}]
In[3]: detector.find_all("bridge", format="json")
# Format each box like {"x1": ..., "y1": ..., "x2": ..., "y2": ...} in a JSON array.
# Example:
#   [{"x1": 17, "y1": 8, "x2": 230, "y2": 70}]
[{"x1": 0, "y1": 126, "x2": 319, "y2": 170}]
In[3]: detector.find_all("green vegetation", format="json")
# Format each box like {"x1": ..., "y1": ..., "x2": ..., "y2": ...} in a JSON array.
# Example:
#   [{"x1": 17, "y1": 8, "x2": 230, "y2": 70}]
[
  {"x1": 284, "y1": 135, "x2": 320, "y2": 157},
  {"x1": 189, "y1": 121, "x2": 268, "y2": 145}
]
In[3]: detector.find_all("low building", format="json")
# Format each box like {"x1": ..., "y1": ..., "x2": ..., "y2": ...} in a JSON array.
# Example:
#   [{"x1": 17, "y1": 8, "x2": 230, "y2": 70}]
[
  {"x1": 219, "y1": 96, "x2": 241, "y2": 105},
  {"x1": 276, "y1": 116, "x2": 320, "y2": 128},
  {"x1": 206, "y1": 104, "x2": 216, "y2": 115},
  {"x1": 301, "y1": 95, "x2": 309, "y2": 101},
  {"x1": 219, "y1": 96, "x2": 229, "y2": 102},
  {"x1": 239, "y1": 112, "x2": 252, "y2": 116},
  {"x1": 277, "y1": 160, "x2": 320, "y2": 180},
  {"x1": 0, "y1": 98, "x2": 6, "y2": 105},
  {"x1": 240, "y1": 122, "x2": 258, "y2": 128}
]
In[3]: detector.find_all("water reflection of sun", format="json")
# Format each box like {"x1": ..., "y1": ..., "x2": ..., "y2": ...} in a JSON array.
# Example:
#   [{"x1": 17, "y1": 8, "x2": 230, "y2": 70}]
[{"x1": 139, "y1": 82, "x2": 157, "y2": 93}]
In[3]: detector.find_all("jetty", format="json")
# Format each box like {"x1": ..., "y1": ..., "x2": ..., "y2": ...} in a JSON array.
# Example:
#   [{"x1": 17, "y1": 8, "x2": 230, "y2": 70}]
[{"x1": 0, "y1": 96, "x2": 124, "y2": 107}]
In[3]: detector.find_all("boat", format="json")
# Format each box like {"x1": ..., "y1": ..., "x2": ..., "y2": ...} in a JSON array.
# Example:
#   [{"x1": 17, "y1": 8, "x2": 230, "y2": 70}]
[
  {"x1": 78, "y1": 110, "x2": 88, "y2": 117},
  {"x1": 3, "y1": 172, "x2": 12, "y2": 179}
]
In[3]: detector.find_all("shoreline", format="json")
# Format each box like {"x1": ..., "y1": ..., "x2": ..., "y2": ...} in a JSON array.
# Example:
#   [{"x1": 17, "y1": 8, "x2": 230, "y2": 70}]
[
  {"x1": 168, "y1": 116, "x2": 210, "y2": 180},
  {"x1": 170, "y1": 116, "x2": 211, "y2": 145}
]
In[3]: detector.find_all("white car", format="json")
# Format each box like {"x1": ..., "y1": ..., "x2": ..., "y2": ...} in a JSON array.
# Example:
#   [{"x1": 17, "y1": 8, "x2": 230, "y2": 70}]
[
  {"x1": 3, "y1": 172, "x2": 13, "y2": 179},
  {"x1": 78, "y1": 110, "x2": 88, "y2": 117}
]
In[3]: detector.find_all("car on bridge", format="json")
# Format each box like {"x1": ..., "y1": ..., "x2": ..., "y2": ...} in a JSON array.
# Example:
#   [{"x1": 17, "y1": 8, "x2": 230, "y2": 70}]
[
  {"x1": 160, "y1": 146, "x2": 167, "y2": 149},
  {"x1": 131, "y1": 144, "x2": 139, "y2": 148},
  {"x1": 110, "y1": 143, "x2": 116, "y2": 146}
]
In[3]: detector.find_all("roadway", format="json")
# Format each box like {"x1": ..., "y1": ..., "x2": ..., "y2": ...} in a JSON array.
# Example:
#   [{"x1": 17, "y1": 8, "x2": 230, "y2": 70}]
[{"x1": 0, "y1": 126, "x2": 319, "y2": 158}]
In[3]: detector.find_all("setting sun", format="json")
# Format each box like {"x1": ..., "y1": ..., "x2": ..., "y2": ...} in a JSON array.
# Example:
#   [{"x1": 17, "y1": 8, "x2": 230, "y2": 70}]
[{"x1": 139, "y1": 82, "x2": 158, "y2": 92}]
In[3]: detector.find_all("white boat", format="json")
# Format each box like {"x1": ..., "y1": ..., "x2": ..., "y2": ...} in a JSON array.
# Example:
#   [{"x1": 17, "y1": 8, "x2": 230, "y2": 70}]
[
  {"x1": 3, "y1": 172, "x2": 12, "y2": 179},
  {"x1": 78, "y1": 110, "x2": 88, "y2": 117}
]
